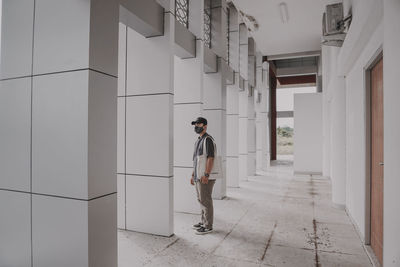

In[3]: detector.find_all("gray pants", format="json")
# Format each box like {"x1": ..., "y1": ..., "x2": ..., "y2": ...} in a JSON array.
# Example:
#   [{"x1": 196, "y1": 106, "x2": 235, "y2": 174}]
[{"x1": 195, "y1": 179, "x2": 216, "y2": 229}]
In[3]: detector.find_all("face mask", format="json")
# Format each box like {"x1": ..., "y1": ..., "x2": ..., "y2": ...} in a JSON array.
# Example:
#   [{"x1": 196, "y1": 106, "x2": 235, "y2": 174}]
[{"x1": 194, "y1": 126, "x2": 204, "y2": 134}]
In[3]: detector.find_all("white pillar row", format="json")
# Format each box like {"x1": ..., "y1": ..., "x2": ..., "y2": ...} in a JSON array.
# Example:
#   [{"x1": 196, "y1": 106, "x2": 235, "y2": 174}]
[
  {"x1": 326, "y1": 46, "x2": 346, "y2": 207},
  {"x1": 173, "y1": 0, "x2": 205, "y2": 213},
  {"x1": 225, "y1": 3, "x2": 240, "y2": 187},
  {"x1": 0, "y1": 0, "x2": 119, "y2": 266},
  {"x1": 255, "y1": 52, "x2": 270, "y2": 172},
  {"x1": 238, "y1": 23, "x2": 249, "y2": 181},
  {"x1": 117, "y1": 7, "x2": 175, "y2": 236}
]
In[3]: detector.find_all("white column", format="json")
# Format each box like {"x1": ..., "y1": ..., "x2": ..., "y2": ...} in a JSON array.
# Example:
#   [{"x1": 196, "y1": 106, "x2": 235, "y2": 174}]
[
  {"x1": 383, "y1": 1, "x2": 400, "y2": 265},
  {"x1": 255, "y1": 53, "x2": 269, "y2": 172},
  {"x1": 247, "y1": 92, "x2": 256, "y2": 176},
  {"x1": 321, "y1": 45, "x2": 332, "y2": 178},
  {"x1": 225, "y1": 4, "x2": 240, "y2": 187},
  {"x1": 203, "y1": 57, "x2": 227, "y2": 199},
  {"x1": 238, "y1": 23, "x2": 249, "y2": 181},
  {"x1": 247, "y1": 38, "x2": 256, "y2": 176},
  {"x1": 239, "y1": 86, "x2": 248, "y2": 181},
  {"x1": 173, "y1": 0, "x2": 205, "y2": 213},
  {"x1": 226, "y1": 74, "x2": 240, "y2": 187},
  {"x1": 330, "y1": 76, "x2": 346, "y2": 206},
  {"x1": 174, "y1": 38, "x2": 204, "y2": 214},
  {"x1": 327, "y1": 47, "x2": 346, "y2": 207},
  {"x1": 203, "y1": 0, "x2": 227, "y2": 199},
  {"x1": 118, "y1": 7, "x2": 175, "y2": 236},
  {"x1": 0, "y1": 0, "x2": 118, "y2": 266}
]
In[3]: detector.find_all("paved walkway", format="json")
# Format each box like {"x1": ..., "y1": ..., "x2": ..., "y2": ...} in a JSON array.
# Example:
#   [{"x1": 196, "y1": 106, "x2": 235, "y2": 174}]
[{"x1": 118, "y1": 161, "x2": 373, "y2": 267}]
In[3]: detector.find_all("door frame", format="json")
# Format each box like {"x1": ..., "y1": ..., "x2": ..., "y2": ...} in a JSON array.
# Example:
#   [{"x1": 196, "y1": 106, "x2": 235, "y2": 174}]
[{"x1": 364, "y1": 46, "x2": 383, "y2": 262}]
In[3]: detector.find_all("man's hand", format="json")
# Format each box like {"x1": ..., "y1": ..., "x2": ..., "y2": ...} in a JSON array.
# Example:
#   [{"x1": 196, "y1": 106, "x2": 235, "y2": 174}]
[
  {"x1": 200, "y1": 176, "x2": 209, "y2": 184},
  {"x1": 190, "y1": 177, "x2": 194, "y2": 185}
]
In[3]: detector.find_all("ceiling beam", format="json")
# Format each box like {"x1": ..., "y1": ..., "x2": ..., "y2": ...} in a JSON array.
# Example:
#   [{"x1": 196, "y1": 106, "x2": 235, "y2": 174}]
[
  {"x1": 266, "y1": 50, "x2": 321, "y2": 61},
  {"x1": 276, "y1": 65, "x2": 317, "y2": 77},
  {"x1": 277, "y1": 74, "x2": 316, "y2": 85}
]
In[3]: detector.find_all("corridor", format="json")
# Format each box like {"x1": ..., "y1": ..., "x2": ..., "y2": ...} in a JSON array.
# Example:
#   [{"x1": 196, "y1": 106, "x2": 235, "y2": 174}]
[{"x1": 118, "y1": 161, "x2": 372, "y2": 267}]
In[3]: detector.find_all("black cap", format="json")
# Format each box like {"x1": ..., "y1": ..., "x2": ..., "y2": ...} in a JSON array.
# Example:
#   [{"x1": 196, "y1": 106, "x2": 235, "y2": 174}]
[{"x1": 191, "y1": 117, "x2": 207, "y2": 125}]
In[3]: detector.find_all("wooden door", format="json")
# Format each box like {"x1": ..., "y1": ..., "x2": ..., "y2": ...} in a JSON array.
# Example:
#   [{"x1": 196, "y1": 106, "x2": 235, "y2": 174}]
[{"x1": 370, "y1": 57, "x2": 383, "y2": 264}]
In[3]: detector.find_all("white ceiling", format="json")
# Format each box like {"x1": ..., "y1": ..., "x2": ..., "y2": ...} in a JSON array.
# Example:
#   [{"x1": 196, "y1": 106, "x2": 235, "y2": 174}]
[{"x1": 231, "y1": 0, "x2": 340, "y2": 56}]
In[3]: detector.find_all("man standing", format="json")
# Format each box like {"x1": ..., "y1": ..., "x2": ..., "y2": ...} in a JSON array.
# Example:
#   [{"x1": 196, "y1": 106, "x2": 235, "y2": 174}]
[{"x1": 190, "y1": 117, "x2": 216, "y2": 235}]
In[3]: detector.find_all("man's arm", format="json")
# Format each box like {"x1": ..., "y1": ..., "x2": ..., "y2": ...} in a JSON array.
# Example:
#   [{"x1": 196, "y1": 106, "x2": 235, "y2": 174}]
[
  {"x1": 191, "y1": 171, "x2": 195, "y2": 185},
  {"x1": 205, "y1": 157, "x2": 214, "y2": 174}
]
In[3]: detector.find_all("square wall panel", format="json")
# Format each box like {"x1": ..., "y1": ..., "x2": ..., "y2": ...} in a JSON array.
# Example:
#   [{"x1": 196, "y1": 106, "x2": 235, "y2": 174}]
[
  {"x1": 256, "y1": 151, "x2": 263, "y2": 171},
  {"x1": 32, "y1": 195, "x2": 89, "y2": 267},
  {"x1": 88, "y1": 193, "x2": 117, "y2": 267},
  {"x1": 239, "y1": 155, "x2": 248, "y2": 181},
  {"x1": 88, "y1": 0, "x2": 119, "y2": 77},
  {"x1": 0, "y1": 0, "x2": 34, "y2": 79},
  {"x1": 32, "y1": 70, "x2": 89, "y2": 199},
  {"x1": 174, "y1": 52, "x2": 203, "y2": 103},
  {"x1": 118, "y1": 23, "x2": 127, "y2": 97},
  {"x1": 248, "y1": 120, "x2": 256, "y2": 152},
  {"x1": 117, "y1": 175, "x2": 126, "y2": 229},
  {"x1": 239, "y1": 90, "x2": 248, "y2": 116},
  {"x1": 203, "y1": 72, "x2": 223, "y2": 109},
  {"x1": 126, "y1": 27, "x2": 173, "y2": 95},
  {"x1": 203, "y1": 109, "x2": 223, "y2": 155},
  {"x1": 238, "y1": 118, "x2": 248, "y2": 154},
  {"x1": 0, "y1": 78, "x2": 31, "y2": 191},
  {"x1": 256, "y1": 68, "x2": 262, "y2": 88},
  {"x1": 174, "y1": 167, "x2": 199, "y2": 214},
  {"x1": 247, "y1": 152, "x2": 256, "y2": 176},
  {"x1": 239, "y1": 44, "x2": 248, "y2": 80},
  {"x1": 87, "y1": 70, "x2": 117, "y2": 198},
  {"x1": 33, "y1": 0, "x2": 90, "y2": 75},
  {"x1": 228, "y1": 31, "x2": 239, "y2": 72},
  {"x1": 117, "y1": 98, "x2": 126, "y2": 174},
  {"x1": 226, "y1": 114, "x2": 239, "y2": 156},
  {"x1": 226, "y1": 85, "x2": 239, "y2": 114},
  {"x1": 126, "y1": 94, "x2": 173, "y2": 177},
  {"x1": 226, "y1": 157, "x2": 239, "y2": 187},
  {"x1": 126, "y1": 175, "x2": 173, "y2": 236},
  {"x1": 0, "y1": 190, "x2": 31, "y2": 267},
  {"x1": 174, "y1": 104, "x2": 202, "y2": 167}
]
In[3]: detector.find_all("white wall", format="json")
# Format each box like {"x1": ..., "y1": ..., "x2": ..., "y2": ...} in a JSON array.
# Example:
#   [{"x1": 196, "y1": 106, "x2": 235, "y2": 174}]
[
  {"x1": 293, "y1": 93, "x2": 323, "y2": 174},
  {"x1": 320, "y1": 1, "x2": 400, "y2": 265},
  {"x1": 337, "y1": 2, "x2": 382, "y2": 241}
]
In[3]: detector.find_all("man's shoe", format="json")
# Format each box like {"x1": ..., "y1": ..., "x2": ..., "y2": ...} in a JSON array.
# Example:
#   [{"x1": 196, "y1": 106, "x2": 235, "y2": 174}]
[
  {"x1": 195, "y1": 226, "x2": 213, "y2": 235},
  {"x1": 192, "y1": 222, "x2": 203, "y2": 230}
]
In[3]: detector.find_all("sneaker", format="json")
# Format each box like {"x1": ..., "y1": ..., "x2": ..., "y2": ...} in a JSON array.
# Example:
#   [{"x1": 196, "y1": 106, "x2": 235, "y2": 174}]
[
  {"x1": 195, "y1": 226, "x2": 213, "y2": 235},
  {"x1": 192, "y1": 222, "x2": 203, "y2": 230}
]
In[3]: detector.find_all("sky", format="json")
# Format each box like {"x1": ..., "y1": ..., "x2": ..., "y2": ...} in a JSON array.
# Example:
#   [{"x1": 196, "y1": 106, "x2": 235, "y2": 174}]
[{"x1": 276, "y1": 86, "x2": 316, "y2": 128}]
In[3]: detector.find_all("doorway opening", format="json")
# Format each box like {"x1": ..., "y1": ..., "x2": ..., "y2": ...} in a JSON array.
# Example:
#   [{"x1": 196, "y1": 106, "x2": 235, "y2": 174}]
[{"x1": 275, "y1": 86, "x2": 316, "y2": 165}]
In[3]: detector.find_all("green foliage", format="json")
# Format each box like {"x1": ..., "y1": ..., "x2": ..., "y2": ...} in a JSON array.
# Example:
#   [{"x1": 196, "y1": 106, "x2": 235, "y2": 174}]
[{"x1": 277, "y1": 126, "x2": 293, "y2": 138}]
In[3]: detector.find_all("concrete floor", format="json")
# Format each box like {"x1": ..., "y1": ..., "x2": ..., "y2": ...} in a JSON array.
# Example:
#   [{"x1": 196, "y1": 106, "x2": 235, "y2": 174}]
[{"x1": 118, "y1": 160, "x2": 373, "y2": 267}]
